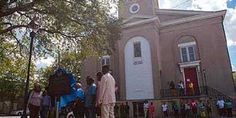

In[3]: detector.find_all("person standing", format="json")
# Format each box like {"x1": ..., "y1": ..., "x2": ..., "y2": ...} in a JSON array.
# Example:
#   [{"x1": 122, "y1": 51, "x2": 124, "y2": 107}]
[
  {"x1": 206, "y1": 100, "x2": 212, "y2": 118},
  {"x1": 114, "y1": 104, "x2": 119, "y2": 118},
  {"x1": 96, "y1": 72, "x2": 103, "y2": 117},
  {"x1": 40, "y1": 90, "x2": 51, "y2": 118},
  {"x1": 224, "y1": 99, "x2": 233, "y2": 117},
  {"x1": 148, "y1": 102, "x2": 155, "y2": 118},
  {"x1": 28, "y1": 83, "x2": 42, "y2": 118},
  {"x1": 190, "y1": 100, "x2": 197, "y2": 118},
  {"x1": 216, "y1": 98, "x2": 225, "y2": 117},
  {"x1": 198, "y1": 100, "x2": 206, "y2": 118},
  {"x1": 180, "y1": 100, "x2": 186, "y2": 118},
  {"x1": 162, "y1": 102, "x2": 168, "y2": 118},
  {"x1": 120, "y1": 103, "x2": 125, "y2": 118},
  {"x1": 169, "y1": 81, "x2": 176, "y2": 96},
  {"x1": 188, "y1": 81, "x2": 194, "y2": 96},
  {"x1": 177, "y1": 81, "x2": 184, "y2": 96},
  {"x1": 85, "y1": 76, "x2": 96, "y2": 118},
  {"x1": 124, "y1": 102, "x2": 130, "y2": 118},
  {"x1": 172, "y1": 101, "x2": 179, "y2": 118},
  {"x1": 98, "y1": 65, "x2": 116, "y2": 118},
  {"x1": 143, "y1": 100, "x2": 149, "y2": 118},
  {"x1": 184, "y1": 101, "x2": 191, "y2": 118},
  {"x1": 72, "y1": 82, "x2": 85, "y2": 118}
]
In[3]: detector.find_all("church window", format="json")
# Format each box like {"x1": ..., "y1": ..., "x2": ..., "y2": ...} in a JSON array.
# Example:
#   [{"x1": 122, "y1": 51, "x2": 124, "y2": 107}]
[
  {"x1": 178, "y1": 36, "x2": 198, "y2": 63},
  {"x1": 181, "y1": 48, "x2": 188, "y2": 62},
  {"x1": 102, "y1": 55, "x2": 110, "y2": 65},
  {"x1": 188, "y1": 47, "x2": 195, "y2": 61},
  {"x1": 134, "y1": 42, "x2": 142, "y2": 57},
  {"x1": 180, "y1": 46, "x2": 196, "y2": 62}
]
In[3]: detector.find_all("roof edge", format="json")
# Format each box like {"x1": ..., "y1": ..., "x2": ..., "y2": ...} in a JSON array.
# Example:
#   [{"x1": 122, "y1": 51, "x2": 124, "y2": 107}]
[{"x1": 160, "y1": 10, "x2": 226, "y2": 28}]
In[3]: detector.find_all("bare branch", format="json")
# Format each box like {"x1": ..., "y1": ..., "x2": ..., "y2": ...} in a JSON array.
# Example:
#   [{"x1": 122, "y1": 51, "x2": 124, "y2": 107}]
[
  {"x1": 38, "y1": 28, "x2": 85, "y2": 39},
  {"x1": 0, "y1": 24, "x2": 29, "y2": 34}
]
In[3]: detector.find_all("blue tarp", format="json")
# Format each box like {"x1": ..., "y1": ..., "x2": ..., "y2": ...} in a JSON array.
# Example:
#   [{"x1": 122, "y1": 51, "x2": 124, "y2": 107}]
[{"x1": 54, "y1": 68, "x2": 84, "y2": 109}]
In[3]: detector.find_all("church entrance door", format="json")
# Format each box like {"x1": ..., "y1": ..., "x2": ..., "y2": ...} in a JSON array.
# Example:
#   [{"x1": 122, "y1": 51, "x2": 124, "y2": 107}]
[{"x1": 184, "y1": 67, "x2": 199, "y2": 96}]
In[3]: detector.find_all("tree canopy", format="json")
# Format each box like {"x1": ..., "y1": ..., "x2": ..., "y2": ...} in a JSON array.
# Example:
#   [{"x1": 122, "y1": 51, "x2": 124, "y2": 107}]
[
  {"x1": 0, "y1": 0, "x2": 120, "y2": 102},
  {"x1": 0, "y1": 0, "x2": 120, "y2": 58}
]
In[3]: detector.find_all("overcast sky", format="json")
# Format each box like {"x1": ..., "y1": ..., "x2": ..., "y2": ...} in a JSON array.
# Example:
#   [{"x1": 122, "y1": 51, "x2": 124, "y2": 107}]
[{"x1": 36, "y1": 0, "x2": 236, "y2": 71}]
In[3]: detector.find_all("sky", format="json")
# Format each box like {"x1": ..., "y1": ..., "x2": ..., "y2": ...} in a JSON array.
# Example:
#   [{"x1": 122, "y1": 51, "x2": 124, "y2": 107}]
[
  {"x1": 36, "y1": 0, "x2": 236, "y2": 71},
  {"x1": 158, "y1": 0, "x2": 236, "y2": 71}
]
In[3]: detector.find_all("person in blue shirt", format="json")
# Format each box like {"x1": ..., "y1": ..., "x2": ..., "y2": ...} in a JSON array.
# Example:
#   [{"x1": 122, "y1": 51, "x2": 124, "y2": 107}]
[
  {"x1": 72, "y1": 82, "x2": 85, "y2": 118},
  {"x1": 85, "y1": 76, "x2": 96, "y2": 118}
]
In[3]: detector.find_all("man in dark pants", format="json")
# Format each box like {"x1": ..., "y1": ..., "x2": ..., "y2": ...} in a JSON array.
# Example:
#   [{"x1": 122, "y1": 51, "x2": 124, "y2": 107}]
[
  {"x1": 72, "y1": 82, "x2": 85, "y2": 118},
  {"x1": 85, "y1": 76, "x2": 96, "y2": 118},
  {"x1": 124, "y1": 102, "x2": 130, "y2": 118}
]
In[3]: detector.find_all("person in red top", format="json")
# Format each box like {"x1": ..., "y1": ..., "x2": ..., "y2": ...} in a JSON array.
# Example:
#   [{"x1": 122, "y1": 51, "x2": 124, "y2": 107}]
[
  {"x1": 149, "y1": 102, "x2": 155, "y2": 118},
  {"x1": 190, "y1": 99, "x2": 197, "y2": 118}
]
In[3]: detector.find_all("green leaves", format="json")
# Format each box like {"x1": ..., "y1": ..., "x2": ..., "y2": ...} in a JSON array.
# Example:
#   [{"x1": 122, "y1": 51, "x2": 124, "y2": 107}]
[{"x1": 0, "y1": 0, "x2": 121, "y2": 101}]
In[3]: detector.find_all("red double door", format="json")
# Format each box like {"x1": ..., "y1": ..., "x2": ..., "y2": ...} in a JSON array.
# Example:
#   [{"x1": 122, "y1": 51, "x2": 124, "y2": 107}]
[{"x1": 184, "y1": 67, "x2": 199, "y2": 95}]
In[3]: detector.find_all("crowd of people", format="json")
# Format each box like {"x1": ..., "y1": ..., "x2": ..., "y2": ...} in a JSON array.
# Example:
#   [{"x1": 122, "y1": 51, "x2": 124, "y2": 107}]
[
  {"x1": 113, "y1": 102, "x2": 130, "y2": 118},
  {"x1": 26, "y1": 65, "x2": 116, "y2": 118},
  {"x1": 166, "y1": 80, "x2": 202, "y2": 97},
  {"x1": 142, "y1": 98, "x2": 233, "y2": 118},
  {"x1": 216, "y1": 98, "x2": 233, "y2": 117},
  {"x1": 25, "y1": 65, "x2": 233, "y2": 118},
  {"x1": 160, "y1": 99, "x2": 213, "y2": 118}
]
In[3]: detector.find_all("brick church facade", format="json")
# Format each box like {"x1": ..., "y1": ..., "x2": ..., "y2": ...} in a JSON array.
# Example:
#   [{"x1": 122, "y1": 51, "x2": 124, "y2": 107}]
[{"x1": 81, "y1": 0, "x2": 235, "y2": 108}]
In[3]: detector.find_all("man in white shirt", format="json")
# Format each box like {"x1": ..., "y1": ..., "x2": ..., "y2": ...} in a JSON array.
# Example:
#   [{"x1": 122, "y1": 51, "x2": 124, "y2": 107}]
[
  {"x1": 98, "y1": 65, "x2": 116, "y2": 118},
  {"x1": 143, "y1": 100, "x2": 149, "y2": 118},
  {"x1": 162, "y1": 102, "x2": 168, "y2": 117},
  {"x1": 216, "y1": 98, "x2": 225, "y2": 116}
]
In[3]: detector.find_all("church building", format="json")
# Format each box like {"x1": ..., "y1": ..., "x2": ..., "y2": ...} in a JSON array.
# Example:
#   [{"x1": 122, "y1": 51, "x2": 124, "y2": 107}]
[{"x1": 81, "y1": 0, "x2": 235, "y2": 116}]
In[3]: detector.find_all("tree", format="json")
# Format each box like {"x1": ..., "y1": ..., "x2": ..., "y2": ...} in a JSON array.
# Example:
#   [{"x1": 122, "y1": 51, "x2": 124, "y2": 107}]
[
  {"x1": 0, "y1": 40, "x2": 37, "y2": 101},
  {"x1": 0, "y1": 0, "x2": 121, "y2": 101},
  {"x1": 0, "y1": 0, "x2": 119, "y2": 58}
]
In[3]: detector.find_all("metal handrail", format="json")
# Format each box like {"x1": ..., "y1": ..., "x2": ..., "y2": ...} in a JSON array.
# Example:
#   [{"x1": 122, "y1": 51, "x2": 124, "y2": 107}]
[{"x1": 160, "y1": 86, "x2": 233, "y2": 101}]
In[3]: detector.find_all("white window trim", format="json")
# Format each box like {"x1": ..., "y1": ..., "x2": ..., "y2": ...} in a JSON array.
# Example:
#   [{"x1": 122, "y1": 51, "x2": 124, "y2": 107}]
[
  {"x1": 179, "y1": 60, "x2": 201, "y2": 68},
  {"x1": 178, "y1": 41, "x2": 196, "y2": 47}
]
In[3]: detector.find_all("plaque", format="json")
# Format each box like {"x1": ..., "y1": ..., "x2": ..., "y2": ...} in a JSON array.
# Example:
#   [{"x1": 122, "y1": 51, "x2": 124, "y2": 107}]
[{"x1": 48, "y1": 72, "x2": 70, "y2": 96}]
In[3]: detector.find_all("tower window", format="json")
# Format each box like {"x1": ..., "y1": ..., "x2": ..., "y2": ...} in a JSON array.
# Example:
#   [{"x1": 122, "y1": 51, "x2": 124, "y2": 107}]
[
  {"x1": 134, "y1": 42, "x2": 142, "y2": 57},
  {"x1": 102, "y1": 55, "x2": 110, "y2": 65}
]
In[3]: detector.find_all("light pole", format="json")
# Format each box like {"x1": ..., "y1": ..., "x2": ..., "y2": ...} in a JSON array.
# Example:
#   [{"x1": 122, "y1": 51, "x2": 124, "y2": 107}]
[{"x1": 22, "y1": 30, "x2": 36, "y2": 118}]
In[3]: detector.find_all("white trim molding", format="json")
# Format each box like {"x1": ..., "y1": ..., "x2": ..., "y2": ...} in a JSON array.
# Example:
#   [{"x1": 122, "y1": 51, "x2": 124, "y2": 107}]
[
  {"x1": 122, "y1": 16, "x2": 161, "y2": 29},
  {"x1": 160, "y1": 10, "x2": 226, "y2": 28},
  {"x1": 179, "y1": 60, "x2": 201, "y2": 68},
  {"x1": 178, "y1": 41, "x2": 196, "y2": 47}
]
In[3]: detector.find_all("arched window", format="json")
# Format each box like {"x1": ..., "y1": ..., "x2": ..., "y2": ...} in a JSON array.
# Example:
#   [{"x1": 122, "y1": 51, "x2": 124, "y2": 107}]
[{"x1": 178, "y1": 36, "x2": 197, "y2": 62}]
